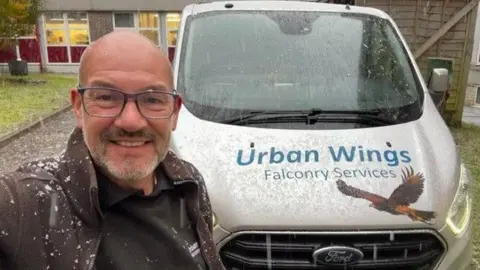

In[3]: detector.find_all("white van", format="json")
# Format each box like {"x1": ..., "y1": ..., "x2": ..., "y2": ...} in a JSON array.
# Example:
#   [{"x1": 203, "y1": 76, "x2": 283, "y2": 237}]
[{"x1": 170, "y1": 1, "x2": 473, "y2": 269}]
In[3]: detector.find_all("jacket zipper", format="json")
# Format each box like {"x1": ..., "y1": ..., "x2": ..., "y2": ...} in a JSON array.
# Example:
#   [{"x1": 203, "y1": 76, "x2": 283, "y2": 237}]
[
  {"x1": 174, "y1": 179, "x2": 217, "y2": 270},
  {"x1": 64, "y1": 190, "x2": 102, "y2": 270},
  {"x1": 39, "y1": 175, "x2": 101, "y2": 270},
  {"x1": 86, "y1": 232, "x2": 102, "y2": 270},
  {"x1": 86, "y1": 187, "x2": 103, "y2": 270}
]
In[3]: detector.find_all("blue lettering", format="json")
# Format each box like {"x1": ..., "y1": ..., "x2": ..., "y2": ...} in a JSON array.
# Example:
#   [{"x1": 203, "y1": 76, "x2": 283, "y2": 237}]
[
  {"x1": 287, "y1": 151, "x2": 302, "y2": 163},
  {"x1": 237, "y1": 149, "x2": 255, "y2": 166},
  {"x1": 367, "y1": 150, "x2": 382, "y2": 162},
  {"x1": 269, "y1": 147, "x2": 284, "y2": 164},
  {"x1": 258, "y1": 151, "x2": 268, "y2": 164},
  {"x1": 399, "y1": 150, "x2": 411, "y2": 163},
  {"x1": 329, "y1": 146, "x2": 355, "y2": 162},
  {"x1": 237, "y1": 146, "x2": 412, "y2": 167},
  {"x1": 384, "y1": 150, "x2": 399, "y2": 167},
  {"x1": 358, "y1": 146, "x2": 364, "y2": 162},
  {"x1": 305, "y1": 150, "x2": 319, "y2": 162}
]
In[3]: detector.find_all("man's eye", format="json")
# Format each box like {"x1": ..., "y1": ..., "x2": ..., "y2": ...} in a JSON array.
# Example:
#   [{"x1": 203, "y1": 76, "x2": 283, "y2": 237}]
[
  {"x1": 146, "y1": 97, "x2": 163, "y2": 104},
  {"x1": 96, "y1": 95, "x2": 114, "y2": 101}
]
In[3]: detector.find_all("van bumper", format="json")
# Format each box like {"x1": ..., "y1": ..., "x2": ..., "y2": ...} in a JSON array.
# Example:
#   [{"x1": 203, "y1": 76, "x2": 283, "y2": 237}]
[{"x1": 435, "y1": 221, "x2": 473, "y2": 270}]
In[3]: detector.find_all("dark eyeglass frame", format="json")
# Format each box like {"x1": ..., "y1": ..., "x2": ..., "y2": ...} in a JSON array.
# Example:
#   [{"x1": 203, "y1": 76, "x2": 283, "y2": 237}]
[{"x1": 76, "y1": 85, "x2": 179, "y2": 119}]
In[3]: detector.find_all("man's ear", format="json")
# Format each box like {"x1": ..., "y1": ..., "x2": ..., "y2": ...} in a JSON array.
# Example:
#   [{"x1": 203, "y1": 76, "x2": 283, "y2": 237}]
[
  {"x1": 171, "y1": 94, "x2": 183, "y2": 131},
  {"x1": 71, "y1": 88, "x2": 83, "y2": 129}
]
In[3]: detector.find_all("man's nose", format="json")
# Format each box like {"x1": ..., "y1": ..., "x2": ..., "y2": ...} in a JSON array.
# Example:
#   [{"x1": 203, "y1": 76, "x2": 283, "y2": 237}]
[{"x1": 114, "y1": 100, "x2": 148, "y2": 131}]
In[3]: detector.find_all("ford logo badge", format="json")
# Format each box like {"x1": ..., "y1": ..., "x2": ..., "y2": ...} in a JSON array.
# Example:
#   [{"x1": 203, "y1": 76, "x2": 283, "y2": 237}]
[{"x1": 312, "y1": 246, "x2": 363, "y2": 266}]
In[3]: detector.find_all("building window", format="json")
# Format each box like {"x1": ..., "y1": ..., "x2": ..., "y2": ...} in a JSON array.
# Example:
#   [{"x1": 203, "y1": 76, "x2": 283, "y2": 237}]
[
  {"x1": 114, "y1": 13, "x2": 134, "y2": 28},
  {"x1": 44, "y1": 12, "x2": 90, "y2": 63},
  {"x1": 166, "y1": 13, "x2": 181, "y2": 62},
  {"x1": 167, "y1": 13, "x2": 180, "y2": 47},
  {"x1": 113, "y1": 12, "x2": 160, "y2": 45}
]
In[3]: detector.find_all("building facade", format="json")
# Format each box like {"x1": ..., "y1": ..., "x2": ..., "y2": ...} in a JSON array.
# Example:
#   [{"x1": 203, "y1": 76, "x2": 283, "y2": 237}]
[
  {"x1": 0, "y1": 0, "x2": 197, "y2": 73},
  {"x1": 466, "y1": 4, "x2": 480, "y2": 106}
]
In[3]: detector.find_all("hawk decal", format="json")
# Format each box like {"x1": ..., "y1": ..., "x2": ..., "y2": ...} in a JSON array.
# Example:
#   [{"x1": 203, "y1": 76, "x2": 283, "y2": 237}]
[{"x1": 336, "y1": 166, "x2": 437, "y2": 224}]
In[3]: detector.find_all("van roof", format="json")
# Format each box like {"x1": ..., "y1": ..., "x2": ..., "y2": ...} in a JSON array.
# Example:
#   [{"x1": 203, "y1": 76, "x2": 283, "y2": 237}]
[{"x1": 188, "y1": 0, "x2": 391, "y2": 19}]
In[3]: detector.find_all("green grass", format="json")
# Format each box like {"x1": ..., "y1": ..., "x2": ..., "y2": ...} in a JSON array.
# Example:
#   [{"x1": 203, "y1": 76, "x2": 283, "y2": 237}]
[
  {"x1": 0, "y1": 73, "x2": 76, "y2": 136},
  {"x1": 450, "y1": 122, "x2": 480, "y2": 268}
]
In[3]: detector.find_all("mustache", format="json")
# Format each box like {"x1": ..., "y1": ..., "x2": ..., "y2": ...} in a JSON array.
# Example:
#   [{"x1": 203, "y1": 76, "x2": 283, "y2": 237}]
[{"x1": 100, "y1": 128, "x2": 157, "y2": 141}]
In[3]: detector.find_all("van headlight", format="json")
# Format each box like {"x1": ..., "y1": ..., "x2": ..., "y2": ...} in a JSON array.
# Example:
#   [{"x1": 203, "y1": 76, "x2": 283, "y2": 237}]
[{"x1": 446, "y1": 163, "x2": 472, "y2": 236}]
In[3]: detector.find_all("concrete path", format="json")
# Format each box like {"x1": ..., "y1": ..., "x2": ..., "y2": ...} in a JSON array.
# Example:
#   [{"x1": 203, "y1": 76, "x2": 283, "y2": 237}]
[{"x1": 463, "y1": 106, "x2": 480, "y2": 126}]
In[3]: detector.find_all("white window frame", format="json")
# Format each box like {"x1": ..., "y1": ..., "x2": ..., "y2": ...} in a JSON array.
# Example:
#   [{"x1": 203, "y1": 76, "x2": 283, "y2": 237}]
[
  {"x1": 43, "y1": 12, "x2": 91, "y2": 64},
  {"x1": 113, "y1": 12, "x2": 161, "y2": 46}
]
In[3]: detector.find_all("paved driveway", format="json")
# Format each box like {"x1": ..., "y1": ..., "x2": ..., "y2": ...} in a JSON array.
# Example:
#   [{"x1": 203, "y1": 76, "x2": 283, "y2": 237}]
[
  {"x1": 463, "y1": 106, "x2": 480, "y2": 126},
  {"x1": 0, "y1": 111, "x2": 75, "y2": 175}
]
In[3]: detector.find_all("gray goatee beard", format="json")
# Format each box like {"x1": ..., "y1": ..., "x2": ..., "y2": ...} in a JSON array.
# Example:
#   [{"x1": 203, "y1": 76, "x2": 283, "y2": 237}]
[{"x1": 82, "y1": 127, "x2": 170, "y2": 184}]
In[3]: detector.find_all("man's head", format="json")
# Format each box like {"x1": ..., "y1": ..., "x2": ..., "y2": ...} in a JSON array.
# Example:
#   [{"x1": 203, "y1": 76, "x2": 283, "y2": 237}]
[{"x1": 71, "y1": 30, "x2": 182, "y2": 188}]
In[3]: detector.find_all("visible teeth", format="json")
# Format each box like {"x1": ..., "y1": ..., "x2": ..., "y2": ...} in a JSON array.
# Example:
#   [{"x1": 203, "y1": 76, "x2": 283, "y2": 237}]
[{"x1": 115, "y1": 141, "x2": 146, "y2": 147}]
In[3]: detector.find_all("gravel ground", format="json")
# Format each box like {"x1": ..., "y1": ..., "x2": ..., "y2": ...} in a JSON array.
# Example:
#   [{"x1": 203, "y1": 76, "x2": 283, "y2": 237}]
[{"x1": 0, "y1": 111, "x2": 76, "y2": 175}]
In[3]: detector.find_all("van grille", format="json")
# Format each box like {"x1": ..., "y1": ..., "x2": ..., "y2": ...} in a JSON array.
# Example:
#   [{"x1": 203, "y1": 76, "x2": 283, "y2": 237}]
[{"x1": 219, "y1": 231, "x2": 445, "y2": 269}]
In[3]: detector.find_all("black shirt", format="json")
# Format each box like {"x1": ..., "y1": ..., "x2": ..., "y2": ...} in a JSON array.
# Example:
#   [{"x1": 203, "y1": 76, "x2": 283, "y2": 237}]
[{"x1": 94, "y1": 166, "x2": 208, "y2": 270}]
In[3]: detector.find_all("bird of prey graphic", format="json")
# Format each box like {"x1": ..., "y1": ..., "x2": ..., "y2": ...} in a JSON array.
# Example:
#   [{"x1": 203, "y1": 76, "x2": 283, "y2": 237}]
[{"x1": 336, "y1": 166, "x2": 437, "y2": 224}]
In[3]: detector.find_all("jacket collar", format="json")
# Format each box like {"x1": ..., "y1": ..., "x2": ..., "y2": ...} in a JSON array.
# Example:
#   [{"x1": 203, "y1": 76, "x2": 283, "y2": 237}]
[{"x1": 59, "y1": 127, "x2": 199, "y2": 227}]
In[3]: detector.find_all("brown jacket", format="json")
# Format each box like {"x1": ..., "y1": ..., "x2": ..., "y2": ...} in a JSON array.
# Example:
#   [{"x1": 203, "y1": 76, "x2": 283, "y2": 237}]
[{"x1": 0, "y1": 127, "x2": 225, "y2": 270}]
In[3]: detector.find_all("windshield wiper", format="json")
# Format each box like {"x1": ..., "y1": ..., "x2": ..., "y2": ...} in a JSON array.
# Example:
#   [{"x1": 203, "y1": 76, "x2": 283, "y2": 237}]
[
  {"x1": 220, "y1": 110, "x2": 314, "y2": 124},
  {"x1": 221, "y1": 108, "x2": 397, "y2": 125}
]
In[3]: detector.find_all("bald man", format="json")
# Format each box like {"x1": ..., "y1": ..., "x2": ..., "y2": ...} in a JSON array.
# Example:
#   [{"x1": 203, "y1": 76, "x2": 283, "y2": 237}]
[{"x1": 0, "y1": 31, "x2": 225, "y2": 270}]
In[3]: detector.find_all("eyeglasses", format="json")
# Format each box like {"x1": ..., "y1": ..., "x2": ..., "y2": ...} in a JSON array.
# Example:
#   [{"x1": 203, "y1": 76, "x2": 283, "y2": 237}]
[{"x1": 77, "y1": 86, "x2": 179, "y2": 119}]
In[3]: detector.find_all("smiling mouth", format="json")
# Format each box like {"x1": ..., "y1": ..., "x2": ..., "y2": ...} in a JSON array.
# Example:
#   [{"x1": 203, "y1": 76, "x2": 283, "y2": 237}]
[{"x1": 110, "y1": 140, "x2": 151, "y2": 147}]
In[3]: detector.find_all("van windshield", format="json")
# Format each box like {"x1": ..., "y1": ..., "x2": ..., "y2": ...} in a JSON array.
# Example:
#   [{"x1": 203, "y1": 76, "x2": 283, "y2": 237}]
[{"x1": 177, "y1": 10, "x2": 424, "y2": 125}]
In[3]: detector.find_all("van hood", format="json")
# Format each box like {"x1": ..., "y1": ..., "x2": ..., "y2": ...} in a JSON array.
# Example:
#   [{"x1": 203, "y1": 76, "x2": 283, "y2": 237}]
[{"x1": 171, "y1": 105, "x2": 459, "y2": 232}]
